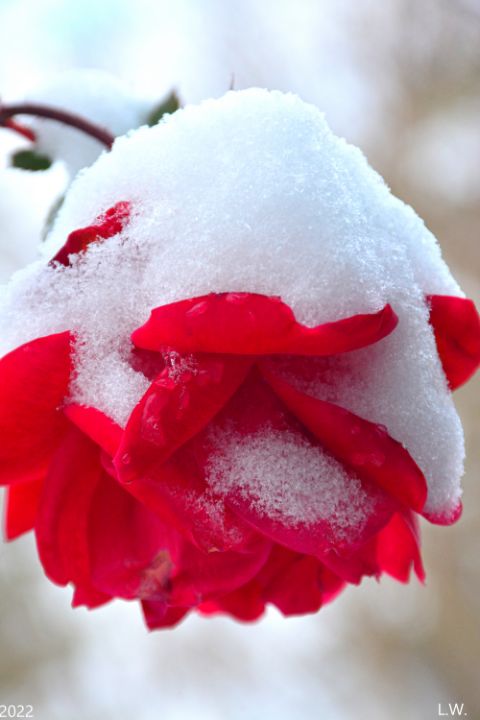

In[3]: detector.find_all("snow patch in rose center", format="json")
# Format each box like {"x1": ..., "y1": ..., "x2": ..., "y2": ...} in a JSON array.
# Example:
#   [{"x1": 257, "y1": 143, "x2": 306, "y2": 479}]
[
  {"x1": 205, "y1": 426, "x2": 381, "y2": 540},
  {"x1": 0, "y1": 88, "x2": 465, "y2": 518}
]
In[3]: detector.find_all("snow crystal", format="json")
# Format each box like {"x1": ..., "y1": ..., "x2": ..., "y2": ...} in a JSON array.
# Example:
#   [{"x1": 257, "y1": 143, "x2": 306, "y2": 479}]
[
  {"x1": 205, "y1": 426, "x2": 380, "y2": 541},
  {"x1": 0, "y1": 88, "x2": 465, "y2": 520}
]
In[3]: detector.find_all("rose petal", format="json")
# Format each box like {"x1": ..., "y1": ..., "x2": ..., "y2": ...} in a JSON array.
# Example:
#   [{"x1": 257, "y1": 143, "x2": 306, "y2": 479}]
[
  {"x1": 72, "y1": 586, "x2": 111, "y2": 609},
  {"x1": 427, "y1": 294, "x2": 480, "y2": 390},
  {"x1": 199, "y1": 546, "x2": 345, "y2": 619},
  {"x1": 50, "y1": 201, "x2": 130, "y2": 267},
  {"x1": 88, "y1": 470, "x2": 180, "y2": 601},
  {"x1": 4, "y1": 477, "x2": 44, "y2": 540},
  {"x1": 141, "y1": 601, "x2": 189, "y2": 630},
  {"x1": 0, "y1": 332, "x2": 72, "y2": 485},
  {"x1": 198, "y1": 588, "x2": 266, "y2": 622},
  {"x1": 168, "y1": 535, "x2": 271, "y2": 607},
  {"x1": 376, "y1": 511, "x2": 425, "y2": 582},
  {"x1": 35, "y1": 425, "x2": 110, "y2": 608},
  {"x1": 254, "y1": 545, "x2": 338, "y2": 616},
  {"x1": 321, "y1": 510, "x2": 425, "y2": 585},
  {"x1": 132, "y1": 292, "x2": 398, "y2": 356},
  {"x1": 64, "y1": 404, "x2": 122, "y2": 456},
  {"x1": 115, "y1": 353, "x2": 252, "y2": 482}
]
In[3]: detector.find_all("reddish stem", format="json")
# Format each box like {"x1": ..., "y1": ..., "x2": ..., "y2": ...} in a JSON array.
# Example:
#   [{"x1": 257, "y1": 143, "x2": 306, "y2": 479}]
[
  {"x1": 0, "y1": 102, "x2": 115, "y2": 149},
  {"x1": 3, "y1": 118, "x2": 36, "y2": 142}
]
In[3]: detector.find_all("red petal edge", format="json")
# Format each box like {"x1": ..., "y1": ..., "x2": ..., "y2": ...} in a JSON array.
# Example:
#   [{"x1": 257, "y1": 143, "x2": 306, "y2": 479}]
[
  {"x1": 4, "y1": 477, "x2": 44, "y2": 540},
  {"x1": 64, "y1": 404, "x2": 122, "y2": 457},
  {"x1": 35, "y1": 425, "x2": 111, "y2": 608},
  {"x1": 260, "y1": 365, "x2": 428, "y2": 513}
]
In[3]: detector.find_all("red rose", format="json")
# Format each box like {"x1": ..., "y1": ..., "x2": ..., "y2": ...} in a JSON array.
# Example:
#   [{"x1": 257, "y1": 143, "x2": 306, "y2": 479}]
[{"x1": 1, "y1": 204, "x2": 479, "y2": 629}]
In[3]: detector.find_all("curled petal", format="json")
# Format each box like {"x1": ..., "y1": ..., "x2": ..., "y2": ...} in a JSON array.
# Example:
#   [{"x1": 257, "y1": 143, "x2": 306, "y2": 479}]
[
  {"x1": 115, "y1": 354, "x2": 252, "y2": 482},
  {"x1": 0, "y1": 332, "x2": 72, "y2": 485},
  {"x1": 132, "y1": 292, "x2": 398, "y2": 356},
  {"x1": 427, "y1": 294, "x2": 480, "y2": 390},
  {"x1": 260, "y1": 366, "x2": 428, "y2": 513}
]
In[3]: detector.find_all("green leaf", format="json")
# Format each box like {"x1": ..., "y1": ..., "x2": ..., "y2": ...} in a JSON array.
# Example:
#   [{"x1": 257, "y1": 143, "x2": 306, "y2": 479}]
[
  {"x1": 11, "y1": 149, "x2": 52, "y2": 171},
  {"x1": 147, "y1": 91, "x2": 181, "y2": 126}
]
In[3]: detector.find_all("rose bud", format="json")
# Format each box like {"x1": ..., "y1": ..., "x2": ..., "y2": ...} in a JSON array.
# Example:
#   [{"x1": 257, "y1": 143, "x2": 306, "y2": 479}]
[{"x1": 1, "y1": 89, "x2": 479, "y2": 629}]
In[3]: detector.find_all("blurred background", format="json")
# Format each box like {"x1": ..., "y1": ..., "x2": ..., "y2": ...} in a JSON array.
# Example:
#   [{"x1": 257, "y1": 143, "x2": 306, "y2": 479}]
[{"x1": 0, "y1": 1, "x2": 479, "y2": 718}]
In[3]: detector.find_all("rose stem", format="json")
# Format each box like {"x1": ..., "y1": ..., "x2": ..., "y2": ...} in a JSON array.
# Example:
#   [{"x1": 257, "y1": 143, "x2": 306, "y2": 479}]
[{"x1": 0, "y1": 102, "x2": 115, "y2": 149}]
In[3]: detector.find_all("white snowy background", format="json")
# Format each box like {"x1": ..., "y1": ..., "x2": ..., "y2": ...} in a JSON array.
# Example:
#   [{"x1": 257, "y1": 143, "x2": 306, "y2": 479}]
[{"x1": 0, "y1": 1, "x2": 479, "y2": 719}]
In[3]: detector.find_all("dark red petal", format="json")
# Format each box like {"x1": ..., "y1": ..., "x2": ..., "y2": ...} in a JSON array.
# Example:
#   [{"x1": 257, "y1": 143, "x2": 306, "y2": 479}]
[
  {"x1": 428, "y1": 294, "x2": 480, "y2": 390},
  {"x1": 35, "y1": 425, "x2": 110, "y2": 608},
  {"x1": 0, "y1": 332, "x2": 72, "y2": 486},
  {"x1": 50, "y1": 201, "x2": 130, "y2": 267},
  {"x1": 4, "y1": 477, "x2": 44, "y2": 540},
  {"x1": 115, "y1": 354, "x2": 252, "y2": 483},
  {"x1": 64, "y1": 404, "x2": 122, "y2": 456},
  {"x1": 141, "y1": 601, "x2": 189, "y2": 630},
  {"x1": 132, "y1": 292, "x2": 398, "y2": 356},
  {"x1": 260, "y1": 366, "x2": 427, "y2": 513}
]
